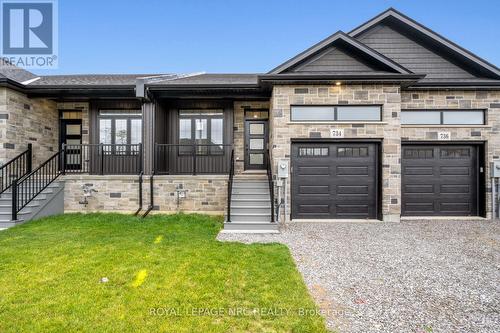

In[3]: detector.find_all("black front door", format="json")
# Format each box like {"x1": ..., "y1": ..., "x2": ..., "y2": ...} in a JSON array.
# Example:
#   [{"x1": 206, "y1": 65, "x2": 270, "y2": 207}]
[
  {"x1": 60, "y1": 119, "x2": 82, "y2": 170},
  {"x1": 245, "y1": 120, "x2": 268, "y2": 170}
]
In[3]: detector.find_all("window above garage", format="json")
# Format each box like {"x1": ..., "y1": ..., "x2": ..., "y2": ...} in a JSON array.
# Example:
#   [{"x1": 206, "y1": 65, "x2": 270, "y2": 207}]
[
  {"x1": 401, "y1": 110, "x2": 485, "y2": 125},
  {"x1": 290, "y1": 105, "x2": 382, "y2": 122}
]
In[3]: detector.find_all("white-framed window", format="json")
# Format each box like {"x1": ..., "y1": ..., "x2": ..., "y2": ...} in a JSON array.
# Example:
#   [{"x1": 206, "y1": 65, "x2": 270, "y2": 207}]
[
  {"x1": 290, "y1": 105, "x2": 382, "y2": 122},
  {"x1": 401, "y1": 110, "x2": 485, "y2": 125}
]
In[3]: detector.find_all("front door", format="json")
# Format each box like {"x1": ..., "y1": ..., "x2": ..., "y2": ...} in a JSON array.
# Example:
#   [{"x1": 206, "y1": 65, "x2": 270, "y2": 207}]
[
  {"x1": 60, "y1": 119, "x2": 82, "y2": 171},
  {"x1": 245, "y1": 120, "x2": 268, "y2": 170}
]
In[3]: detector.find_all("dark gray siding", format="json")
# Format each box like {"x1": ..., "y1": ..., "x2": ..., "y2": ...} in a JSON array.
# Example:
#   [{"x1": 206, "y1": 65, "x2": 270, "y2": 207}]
[
  {"x1": 292, "y1": 46, "x2": 383, "y2": 73},
  {"x1": 356, "y1": 23, "x2": 478, "y2": 81}
]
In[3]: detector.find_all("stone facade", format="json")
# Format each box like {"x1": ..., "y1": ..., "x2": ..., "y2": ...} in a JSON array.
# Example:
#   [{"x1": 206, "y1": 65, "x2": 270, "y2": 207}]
[
  {"x1": 233, "y1": 100, "x2": 270, "y2": 173},
  {"x1": 270, "y1": 84, "x2": 402, "y2": 222},
  {"x1": 63, "y1": 175, "x2": 228, "y2": 214},
  {"x1": 0, "y1": 87, "x2": 58, "y2": 166},
  {"x1": 401, "y1": 90, "x2": 500, "y2": 218}
]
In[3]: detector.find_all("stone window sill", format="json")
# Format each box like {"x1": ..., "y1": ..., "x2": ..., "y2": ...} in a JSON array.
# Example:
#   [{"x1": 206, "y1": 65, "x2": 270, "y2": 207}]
[
  {"x1": 287, "y1": 121, "x2": 388, "y2": 125},
  {"x1": 401, "y1": 125, "x2": 491, "y2": 128}
]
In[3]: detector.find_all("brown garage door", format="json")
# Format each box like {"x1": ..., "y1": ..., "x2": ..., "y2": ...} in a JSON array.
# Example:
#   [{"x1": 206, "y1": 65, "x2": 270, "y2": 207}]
[
  {"x1": 291, "y1": 142, "x2": 378, "y2": 219},
  {"x1": 402, "y1": 144, "x2": 479, "y2": 216}
]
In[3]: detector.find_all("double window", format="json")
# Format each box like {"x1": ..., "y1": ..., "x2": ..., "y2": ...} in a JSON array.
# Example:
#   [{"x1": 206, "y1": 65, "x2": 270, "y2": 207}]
[
  {"x1": 98, "y1": 109, "x2": 142, "y2": 154},
  {"x1": 290, "y1": 105, "x2": 382, "y2": 122},
  {"x1": 178, "y1": 109, "x2": 224, "y2": 155},
  {"x1": 401, "y1": 110, "x2": 485, "y2": 125}
]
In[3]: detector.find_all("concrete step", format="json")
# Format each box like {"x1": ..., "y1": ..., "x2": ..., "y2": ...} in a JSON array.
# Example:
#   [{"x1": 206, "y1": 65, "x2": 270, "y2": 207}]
[
  {"x1": 0, "y1": 188, "x2": 54, "y2": 200},
  {"x1": 0, "y1": 209, "x2": 33, "y2": 219},
  {"x1": 232, "y1": 188, "x2": 270, "y2": 195},
  {"x1": 231, "y1": 193, "x2": 270, "y2": 200},
  {"x1": 231, "y1": 198, "x2": 271, "y2": 207},
  {"x1": 0, "y1": 220, "x2": 24, "y2": 228},
  {"x1": 230, "y1": 213, "x2": 272, "y2": 222},
  {"x1": 0, "y1": 202, "x2": 40, "y2": 213},
  {"x1": 233, "y1": 175, "x2": 267, "y2": 180},
  {"x1": 232, "y1": 182, "x2": 269, "y2": 188},
  {"x1": 231, "y1": 206, "x2": 271, "y2": 214},
  {"x1": 222, "y1": 221, "x2": 279, "y2": 233}
]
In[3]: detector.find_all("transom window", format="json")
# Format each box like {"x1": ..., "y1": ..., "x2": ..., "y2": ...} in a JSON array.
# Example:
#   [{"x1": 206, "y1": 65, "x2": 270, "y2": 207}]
[
  {"x1": 299, "y1": 147, "x2": 329, "y2": 157},
  {"x1": 98, "y1": 109, "x2": 142, "y2": 155},
  {"x1": 440, "y1": 148, "x2": 470, "y2": 159},
  {"x1": 404, "y1": 148, "x2": 434, "y2": 159},
  {"x1": 337, "y1": 147, "x2": 369, "y2": 157},
  {"x1": 179, "y1": 109, "x2": 224, "y2": 155},
  {"x1": 401, "y1": 110, "x2": 485, "y2": 125},
  {"x1": 290, "y1": 105, "x2": 382, "y2": 122}
]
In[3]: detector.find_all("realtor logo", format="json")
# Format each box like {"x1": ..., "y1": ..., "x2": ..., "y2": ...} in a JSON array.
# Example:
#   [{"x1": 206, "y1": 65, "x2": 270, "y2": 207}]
[{"x1": 0, "y1": 0, "x2": 58, "y2": 68}]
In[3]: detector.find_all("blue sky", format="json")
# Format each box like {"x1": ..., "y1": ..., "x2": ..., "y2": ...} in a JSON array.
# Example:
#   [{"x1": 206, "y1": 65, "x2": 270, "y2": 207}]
[{"x1": 35, "y1": 0, "x2": 500, "y2": 75}]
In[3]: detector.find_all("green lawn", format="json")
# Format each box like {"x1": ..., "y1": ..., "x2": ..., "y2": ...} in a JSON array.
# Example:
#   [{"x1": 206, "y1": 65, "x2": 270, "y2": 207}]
[{"x1": 0, "y1": 213, "x2": 328, "y2": 333}]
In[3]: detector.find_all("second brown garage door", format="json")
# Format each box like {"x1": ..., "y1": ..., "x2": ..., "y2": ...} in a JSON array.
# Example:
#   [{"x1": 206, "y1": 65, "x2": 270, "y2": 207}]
[
  {"x1": 291, "y1": 142, "x2": 379, "y2": 219},
  {"x1": 402, "y1": 144, "x2": 479, "y2": 216}
]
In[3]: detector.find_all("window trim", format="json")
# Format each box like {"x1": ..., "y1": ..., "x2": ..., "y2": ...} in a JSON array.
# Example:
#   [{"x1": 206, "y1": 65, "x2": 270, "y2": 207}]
[
  {"x1": 401, "y1": 109, "x2": 486, "y2": 125},
  {"x1": 290, "y1": 104, "x2": 383, "y2": 122}
]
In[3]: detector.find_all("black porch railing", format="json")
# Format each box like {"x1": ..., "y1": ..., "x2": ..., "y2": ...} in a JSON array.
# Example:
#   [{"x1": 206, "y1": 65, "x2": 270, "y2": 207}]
[
  {"x1": 265, "y1": 149, "x2": 275, "y2": 223},
  {"x1": 0, "y1": 144, "x2": 32, "y2": 195},
  {"x1": 155, "y1": 144, "x2": 233, "y2": 175},
  {"x1": 62, "y1": 143, "x2": 143, "y2": 175},
  {"x1": 12, "y1": 151, "x2": 61, "y2": 220},
  {"x1": 226, "y1": 149, "x2": 235, "y2": 222}
]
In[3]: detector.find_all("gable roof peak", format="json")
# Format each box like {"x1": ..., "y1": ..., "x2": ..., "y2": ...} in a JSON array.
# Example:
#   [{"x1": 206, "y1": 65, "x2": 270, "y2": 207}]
[
  {"x1": 268, "y1": 29, "x2": 412, "y2": 75},
  {"x1": 349, "y1": 7, "x2": 500, "y2": 79}
]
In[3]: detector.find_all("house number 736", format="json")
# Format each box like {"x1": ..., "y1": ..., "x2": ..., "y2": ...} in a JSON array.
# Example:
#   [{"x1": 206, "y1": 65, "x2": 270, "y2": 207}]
[{"x1": 438, "y1": 132, "x2": 451, "y2": 140}]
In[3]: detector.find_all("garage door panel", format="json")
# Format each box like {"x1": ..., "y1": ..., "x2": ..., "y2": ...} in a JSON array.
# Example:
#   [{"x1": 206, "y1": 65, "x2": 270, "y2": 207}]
[
  {"x1": 297, "y1": 166, "x2": 330, "y2": 176},
  {"x1": 439, "y1": 202, "x2": 471, "y2": 213},
  {"x1": 292, "y1": 142, "x2": 378, "y2": 219},
  {"x1": 299, "y1": 185, "x2": 330, "y2": 195},
  {"x1": 298, "y1": 204, "x2": 330, "y2": 215},
  {"x1": 404, "y1": 184, "x2": 434, "y2": 194},
  {"x1": 440, "y1": 184, "x2": 470, "y2": 194},
  {"x1": 402, "y1": 144, "x2": 478, "y2": 216},
  {"x1": 336, "y1": 166, "x2": 369, "y2": 176},
  {"x1": 337, "y1": 185, "x2": 369, "y2": 195},
  {"x1": 440, "y1": 166, "x2": 471, "y2": 176},
  {"x1": 403, "y1": 166, "x2": 435, "y2": 175},
  {"x1": 404, "y1": 202, "x2": 435, "y2": 213},
  {"x1": 336, "y1": 204, "x2": 369, "y2": 217}
]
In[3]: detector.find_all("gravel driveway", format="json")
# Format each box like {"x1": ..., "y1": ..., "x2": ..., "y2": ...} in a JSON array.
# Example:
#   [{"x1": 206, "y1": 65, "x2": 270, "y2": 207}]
[{"x1": 218, "y1": 220, "x2": 500, "y2": 333}]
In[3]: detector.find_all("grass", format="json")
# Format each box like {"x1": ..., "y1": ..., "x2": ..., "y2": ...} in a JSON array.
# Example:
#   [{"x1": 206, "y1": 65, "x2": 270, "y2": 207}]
[{"x1": 0, "y1": 213, "x2": 328, "y2": 332}]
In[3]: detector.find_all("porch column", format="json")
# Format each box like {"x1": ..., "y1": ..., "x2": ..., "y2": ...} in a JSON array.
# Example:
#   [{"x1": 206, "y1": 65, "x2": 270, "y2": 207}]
[{"x1": 142, "y1": 101, "x2": 155, "y2": 175}]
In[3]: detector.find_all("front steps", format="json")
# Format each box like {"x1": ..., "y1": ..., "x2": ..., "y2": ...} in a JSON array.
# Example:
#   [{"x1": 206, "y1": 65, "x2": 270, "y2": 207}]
[
  {"x1": 223, "y1": 175, "x2": 279, "y2": 233},
  {"x1": 0, "y1": 181, "x2": 64, "y2": 229}
]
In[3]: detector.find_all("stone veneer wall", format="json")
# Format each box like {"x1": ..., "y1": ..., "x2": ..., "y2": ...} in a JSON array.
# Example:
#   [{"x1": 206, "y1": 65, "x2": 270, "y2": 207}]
[
  {"x1": 233, "y1": 101, "x2": 270, "y2": 174},
  {"x1": 401, "y1": 90, "x2": 500, "y2": 218},
  {"x1": 63, "y1": 175, "x2": 228, "y2": 214},
  {"x1": 0, "y1": 87, "x2": 57, "y2": 166},
  {"x1": 271, "y1": 84, "x2": 403, "y2": 222},
  {"x1": 57, "y1": 102, "x2": 90, "y2": 145}
]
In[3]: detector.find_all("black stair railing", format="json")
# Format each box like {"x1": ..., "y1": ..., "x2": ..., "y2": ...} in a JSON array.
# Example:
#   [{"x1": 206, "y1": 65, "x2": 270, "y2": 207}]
[
  {"x1": 0, "y1": 144, "x2": 32, "y2": 195},
  {"x1": 226, "y1": 149, "x2": 235, "y2": 222},
  {"x1": 266, "y1": 149, "x2": 275, "y2": 223},
  {"x1": 11, "y1": 151, "x2": 61, "y2": 221}
]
